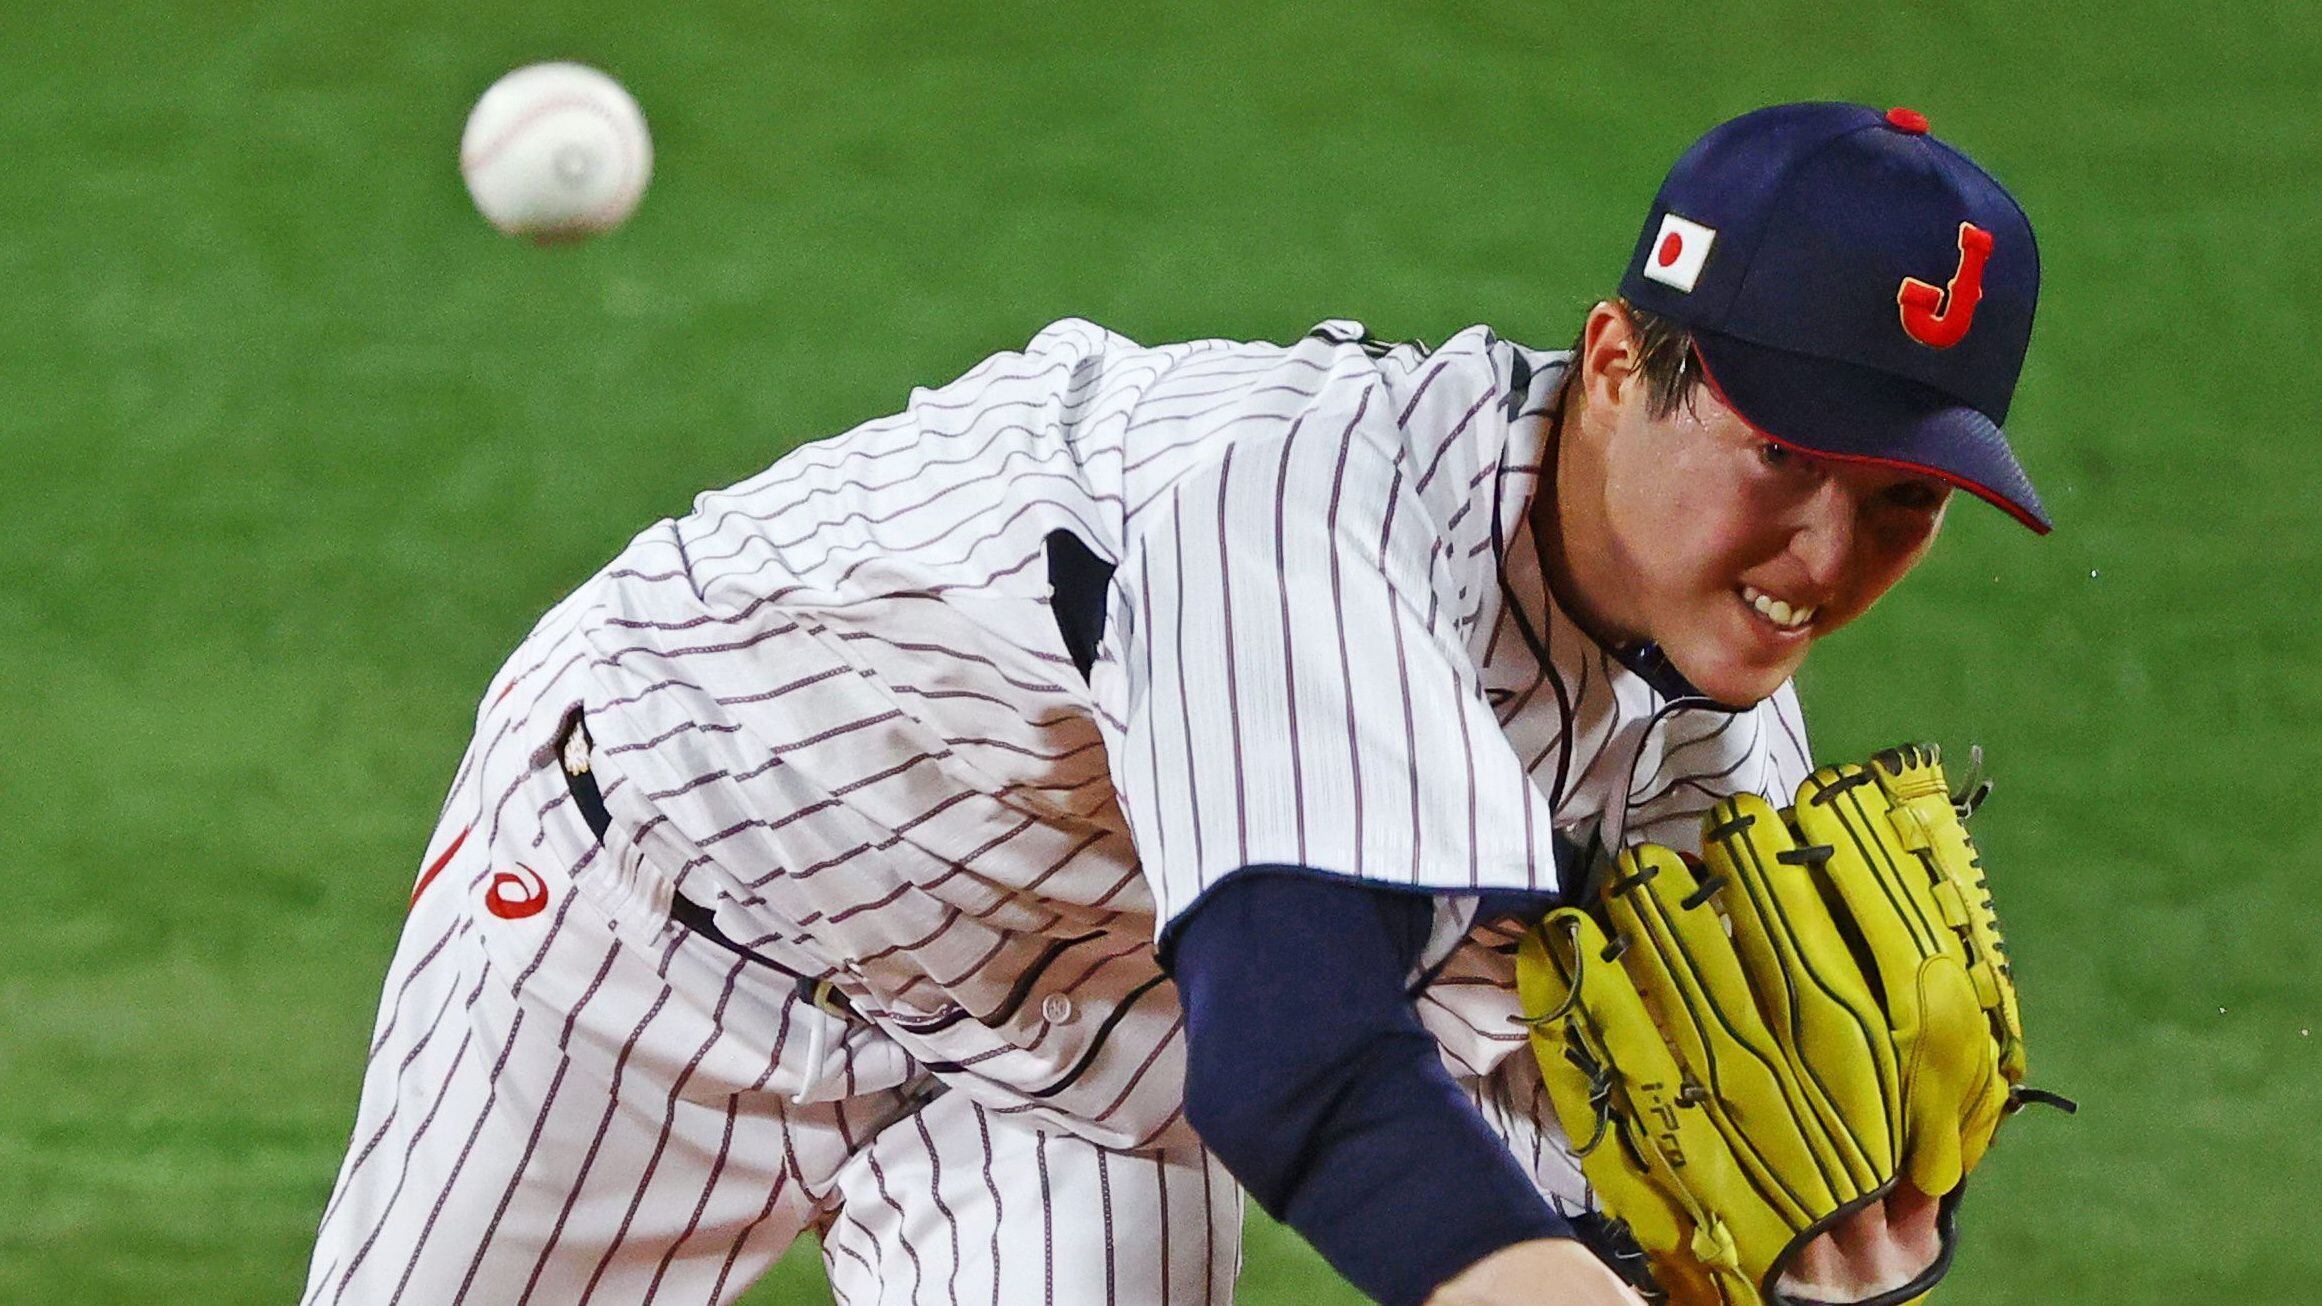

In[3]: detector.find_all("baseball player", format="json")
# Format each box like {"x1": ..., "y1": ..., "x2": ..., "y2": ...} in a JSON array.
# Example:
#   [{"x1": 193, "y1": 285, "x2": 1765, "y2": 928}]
[{"x1": 305, "y1": 102, "x2": 2047, "y2": 1306}]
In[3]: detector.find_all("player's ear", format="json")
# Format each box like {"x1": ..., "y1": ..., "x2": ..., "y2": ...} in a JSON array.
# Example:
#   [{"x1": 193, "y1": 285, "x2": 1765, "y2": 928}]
[{"x1": 1578, "y1": 300, "x2": 1642, "y2": 415}]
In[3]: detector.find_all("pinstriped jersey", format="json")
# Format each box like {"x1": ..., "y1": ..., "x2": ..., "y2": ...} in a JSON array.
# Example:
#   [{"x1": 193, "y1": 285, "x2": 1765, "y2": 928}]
[{"x1": 541, "y1": 317, "x2": 1813, "y2": 1147}]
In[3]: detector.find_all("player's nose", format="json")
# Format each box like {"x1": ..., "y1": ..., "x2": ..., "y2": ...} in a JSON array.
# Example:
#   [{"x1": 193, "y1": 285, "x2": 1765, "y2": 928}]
[{"x1": 1784, "y1": 481, "x2": 1859, "y2": 593}]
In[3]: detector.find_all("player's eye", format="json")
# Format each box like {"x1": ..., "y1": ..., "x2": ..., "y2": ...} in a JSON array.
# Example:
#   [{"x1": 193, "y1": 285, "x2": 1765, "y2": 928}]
[
  {"x1": 1756, "y1": 441, "x2": 1794, "y2": 469},
  {"x1": 1882, "y1": 480, "x2": 1950, "y2": 513}
]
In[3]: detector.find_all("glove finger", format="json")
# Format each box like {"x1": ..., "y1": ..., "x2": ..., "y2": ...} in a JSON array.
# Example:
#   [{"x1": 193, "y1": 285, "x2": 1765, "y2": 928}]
[
  {"x1": 1897, "y1": 953, "x2": 2002, "y2": 1197},
  {"x1": 1790, "y1": 764, "x2": 1961, "y2": 1019},
  {"x1": 1702, "y1": 793, "x2": 1899, "y2": 1194},
  {"x1": 1958, "y1": 1050, "x2": 2009, "y2": 1176},
  {"x1": 1601, "y1": 845, "x2": 1839, "y2": 1234},
  {"x1": 1871, "y1": 744, "x2": 2029, "y2": 1086},
  {"x1": 1517, "y1": 915, "x2": 1627, "y2": 1166},
  {"x1": 1519, "y1": 911, "x2": 1705, "y2": 1266},
  {"x1": 1799, "y1": 760, "x2": 2023, "y2": 1199}
]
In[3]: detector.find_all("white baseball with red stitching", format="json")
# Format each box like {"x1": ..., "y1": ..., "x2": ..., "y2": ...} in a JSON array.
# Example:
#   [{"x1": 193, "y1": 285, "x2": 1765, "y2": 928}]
[{"x1": 460, "y1": 62, "x2": 652, "y2": 242}]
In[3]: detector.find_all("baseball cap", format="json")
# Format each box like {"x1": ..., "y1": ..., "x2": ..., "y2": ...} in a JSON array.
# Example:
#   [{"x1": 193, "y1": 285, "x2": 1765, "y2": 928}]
[{"x1": 1618, "y1": 102, "x2": 2049, "y2": 533}]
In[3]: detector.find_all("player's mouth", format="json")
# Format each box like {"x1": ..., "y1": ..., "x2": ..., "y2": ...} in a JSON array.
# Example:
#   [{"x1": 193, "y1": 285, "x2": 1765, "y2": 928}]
[{"x1": 1737, "y1": 584, "x2": 1816, "y2": 636}]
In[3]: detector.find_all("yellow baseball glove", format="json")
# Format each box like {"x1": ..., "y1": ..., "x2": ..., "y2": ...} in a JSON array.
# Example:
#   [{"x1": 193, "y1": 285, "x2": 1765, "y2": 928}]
[{"x1": 1516, "y1": 744, "x2": 2071, "y2": 1305}]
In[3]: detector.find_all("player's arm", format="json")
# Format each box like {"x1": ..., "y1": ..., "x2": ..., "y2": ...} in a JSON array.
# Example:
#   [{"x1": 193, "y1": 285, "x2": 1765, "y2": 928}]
[
  {"x1": 1167, "y1": 870, "x2": 1642, "y2": 1306},
  {"x1": 1105, "y1": 343, "x2": 1615, "y2": 1298}
]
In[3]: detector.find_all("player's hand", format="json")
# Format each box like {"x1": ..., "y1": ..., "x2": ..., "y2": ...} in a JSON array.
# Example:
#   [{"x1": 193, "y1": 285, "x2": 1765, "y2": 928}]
[
  {"x1": 1425, "y1": 1237, "x2": 1648, "y2": 1306},
  {"x1": 1776, "y1": 1183, "x2": 1942, "y2": 1301}
]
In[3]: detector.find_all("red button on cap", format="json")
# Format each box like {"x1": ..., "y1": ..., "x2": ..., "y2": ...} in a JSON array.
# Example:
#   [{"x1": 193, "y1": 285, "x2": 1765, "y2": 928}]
[{"x1": 1886, "y1": 106, "x2": 1930, "y2": 134}]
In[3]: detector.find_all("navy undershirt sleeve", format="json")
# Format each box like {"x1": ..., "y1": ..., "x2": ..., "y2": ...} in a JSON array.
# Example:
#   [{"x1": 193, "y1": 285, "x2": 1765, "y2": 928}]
[{"x1": 1166, "y1": 867, "x2": 1574, "y2": 1306}]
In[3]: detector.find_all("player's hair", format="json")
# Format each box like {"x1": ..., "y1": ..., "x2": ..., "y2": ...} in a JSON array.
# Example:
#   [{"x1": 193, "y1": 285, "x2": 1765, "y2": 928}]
[
  {"x1": 1627, "y1": 302, "x2": 1706, "y2": 419},
  {"x1": 1566, "y1": 299, "x2": 1705, "y2": 420}
]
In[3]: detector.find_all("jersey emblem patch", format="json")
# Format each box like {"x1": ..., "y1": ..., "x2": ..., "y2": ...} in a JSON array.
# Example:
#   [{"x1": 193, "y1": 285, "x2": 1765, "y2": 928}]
[
  {"x1": 485, "y1": 864, "x2": 551, "y2": 920},
  {"x1": 1641, "y1": 213, "x2": 1716, "y2": 293},
  {"x1": 1897, "y1": 221, "x2": 1993, "y2": 348}
]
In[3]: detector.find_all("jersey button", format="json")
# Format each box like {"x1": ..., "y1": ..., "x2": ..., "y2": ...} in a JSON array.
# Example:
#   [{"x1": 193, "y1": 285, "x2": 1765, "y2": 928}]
[{"x1": 1041, "y1": 993, "x2": 1077, "y2": 1025}]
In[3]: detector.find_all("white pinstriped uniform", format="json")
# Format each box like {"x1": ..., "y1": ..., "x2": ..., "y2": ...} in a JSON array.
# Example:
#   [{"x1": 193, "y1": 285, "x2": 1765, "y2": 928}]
[{"x1": 306, "y1": 318, "x2": 1813, "y2": 1304}]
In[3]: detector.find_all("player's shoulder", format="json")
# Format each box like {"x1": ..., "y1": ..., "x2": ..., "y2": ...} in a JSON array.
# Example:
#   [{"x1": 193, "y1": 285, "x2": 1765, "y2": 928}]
[
  {"x1": 1303, "y1": 321, "x2": 1569, "y2": 428},
  {"x1": 1022, "y1": 316, "x2": 1150, "y2": 358}
]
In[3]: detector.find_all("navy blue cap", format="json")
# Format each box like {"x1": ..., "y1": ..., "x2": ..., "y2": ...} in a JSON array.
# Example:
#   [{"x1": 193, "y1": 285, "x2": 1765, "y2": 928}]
[{"x1": 1618, "y1": 102, "x2": 2048, "y2": 532}]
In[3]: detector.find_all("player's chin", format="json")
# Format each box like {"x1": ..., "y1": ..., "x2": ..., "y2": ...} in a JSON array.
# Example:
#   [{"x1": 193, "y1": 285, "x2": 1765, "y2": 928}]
[{"x1": 1668, "y1": 597, "x2": 1817, "y2": 704}]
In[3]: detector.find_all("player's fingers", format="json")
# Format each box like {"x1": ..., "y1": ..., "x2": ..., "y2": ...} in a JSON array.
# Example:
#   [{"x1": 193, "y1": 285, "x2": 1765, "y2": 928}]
[
  {"x1": 1703, "y1": 793, "x2": 1899, "y2": 1190},
  {"x1": 1826, "y1": 1193, "x2": 1916, "y2": 1297},
  {"x1": 1601, "y1": 845, "x2": 1839, "y2": 1226},
  {"x1": 1781, "y1": 1226, "x2": 1850, "y2": 1300},
  {"x1": 1777, "y1": 1187, "x2": 1943, "y2": 1304},
  {"x1": 1886, "y1": 1181, "x2": 1943, "y2": 1270}
]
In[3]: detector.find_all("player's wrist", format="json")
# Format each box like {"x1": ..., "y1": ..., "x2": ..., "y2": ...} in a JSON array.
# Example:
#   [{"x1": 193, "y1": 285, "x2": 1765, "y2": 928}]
[{"x1": 1426, "y1": 1237, "x2": 1647, "y2": 1306}]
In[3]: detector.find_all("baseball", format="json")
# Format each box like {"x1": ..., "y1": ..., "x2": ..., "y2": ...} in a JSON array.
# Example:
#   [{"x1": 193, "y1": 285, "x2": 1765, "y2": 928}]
[{"x1": 460, "y1": 62, "x2": 652, "y2": 242}]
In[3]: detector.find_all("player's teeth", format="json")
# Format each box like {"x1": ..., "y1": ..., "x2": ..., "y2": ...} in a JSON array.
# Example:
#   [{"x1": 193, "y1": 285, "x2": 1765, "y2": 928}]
[{"x1": 1743, "y1": 587, "x2": 1814, "y2": 630}]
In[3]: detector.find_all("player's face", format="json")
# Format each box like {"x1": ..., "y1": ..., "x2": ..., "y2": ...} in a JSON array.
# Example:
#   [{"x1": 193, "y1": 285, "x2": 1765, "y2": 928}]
[
  {"x1": 1554, "y1": 306, "x2": 1952, "y2": 706},
  {"x1": 1603, "y1": 396, "x2": 1950, "y2": 703}
]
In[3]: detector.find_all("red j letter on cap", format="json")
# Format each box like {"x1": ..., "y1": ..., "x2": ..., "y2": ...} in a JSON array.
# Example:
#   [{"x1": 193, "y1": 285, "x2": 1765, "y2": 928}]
[{"x1": 1897, "y1": 222, "x2": 1993, "y2": 349}]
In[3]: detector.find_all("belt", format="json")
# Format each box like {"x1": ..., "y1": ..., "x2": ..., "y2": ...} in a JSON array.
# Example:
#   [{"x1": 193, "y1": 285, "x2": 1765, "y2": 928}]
[{"x1": 554, "y1": 709, "x2": 853, "y2": 1020}]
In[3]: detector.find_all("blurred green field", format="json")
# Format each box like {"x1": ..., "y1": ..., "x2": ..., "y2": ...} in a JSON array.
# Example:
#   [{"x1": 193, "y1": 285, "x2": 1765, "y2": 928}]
[{"x1": 3, "y1": 2, "x2": 2316, "y2": 1301}]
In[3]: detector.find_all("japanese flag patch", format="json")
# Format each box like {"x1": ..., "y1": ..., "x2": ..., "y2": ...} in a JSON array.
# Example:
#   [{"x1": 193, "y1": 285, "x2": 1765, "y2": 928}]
[{"x1": 1641, "y1": 213, "x2": 1716, "y2": 293}]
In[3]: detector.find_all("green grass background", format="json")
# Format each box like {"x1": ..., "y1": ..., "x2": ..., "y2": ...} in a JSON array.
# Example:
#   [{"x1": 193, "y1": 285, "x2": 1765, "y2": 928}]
[{"x1": 3, "y1": 1, "x2": 2315, "y2": 1300}]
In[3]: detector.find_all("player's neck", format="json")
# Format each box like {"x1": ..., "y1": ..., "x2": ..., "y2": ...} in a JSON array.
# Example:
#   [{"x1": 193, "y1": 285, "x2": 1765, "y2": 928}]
[{"x1": 1533, "y1": 386, "x2": 1648, "y2": 656}]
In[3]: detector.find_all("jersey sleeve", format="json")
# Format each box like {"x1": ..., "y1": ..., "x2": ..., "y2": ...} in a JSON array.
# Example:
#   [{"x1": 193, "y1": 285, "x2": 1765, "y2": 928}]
[{"x1": 1097, "y1": 355, "x2": 1567, "y2": 937}]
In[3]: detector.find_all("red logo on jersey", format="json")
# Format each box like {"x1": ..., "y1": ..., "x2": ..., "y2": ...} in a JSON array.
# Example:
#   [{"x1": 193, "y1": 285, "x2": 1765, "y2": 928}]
[
  {"x1": 485, "y1": 864, "x2": 551, "y2": 920},
  {"x1": 409, "y1": 825, "x2": 471, "y2": 910},
  {"x1": 1897, "y1": 222, "x2": 1993, "y2": 349}
]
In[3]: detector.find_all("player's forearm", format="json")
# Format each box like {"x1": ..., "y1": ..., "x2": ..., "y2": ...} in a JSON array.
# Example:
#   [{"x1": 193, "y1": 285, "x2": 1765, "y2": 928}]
[
  {"x1": 1426, "y1": 1238, "x2": 1648, "y2": 1306},
  {"x1": 1170, "y1": 868, "x2": 1581, "y2": 1306}
]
